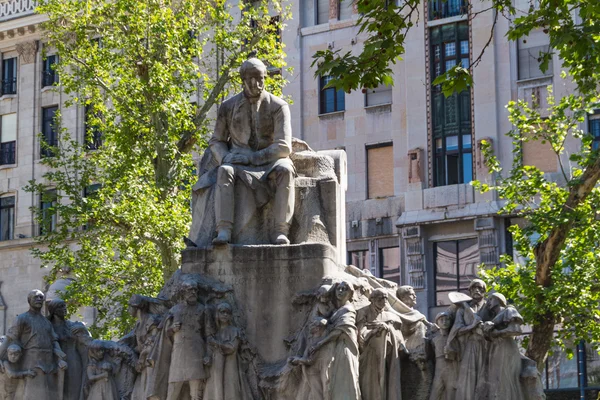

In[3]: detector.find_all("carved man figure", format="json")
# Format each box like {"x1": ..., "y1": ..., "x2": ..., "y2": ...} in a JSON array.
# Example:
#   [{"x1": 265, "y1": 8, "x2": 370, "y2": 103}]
[
  {"x1": 209, "y1": 57, "x2": 295, "y2": 245},
  {"x1": 449, "y1": 279, "x2": 488, "y2": 400},
  {"x1": 0, "y1": 290, "x2": 67, "y2": 400},
  {"x1": 356, "y1": 288, "x2": 406, "y2": 400},
  {"x1": 148, "y1": 281, "x2": 211, "y2": 400}
]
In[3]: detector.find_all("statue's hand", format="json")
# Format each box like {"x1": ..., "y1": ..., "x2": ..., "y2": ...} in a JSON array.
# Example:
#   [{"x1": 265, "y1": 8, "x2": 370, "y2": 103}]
[
  {"x1": 55, "y1": 349, "x2": 67, "y2": 360},
  {"x1": 223, "y1": 153, "x2": 250, "y2": 165},
  {"x1": 58, "y1": 360, "x2": 68, "y2": 370},
  {"x1": 171, "y1": 322, "x2": 182, "y2": 333},
  {"x1": 27, "y1": 369, "x2": 37, "y2": 378},
  {"x1": 203, "y1": 356, "x2": 212, "y2": 366}
]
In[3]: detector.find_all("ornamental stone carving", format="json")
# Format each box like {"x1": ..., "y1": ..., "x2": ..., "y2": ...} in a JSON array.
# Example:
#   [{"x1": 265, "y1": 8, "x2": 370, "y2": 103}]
[{"x1": 16, "y1": 40, "x2": 38, "y2": 64}]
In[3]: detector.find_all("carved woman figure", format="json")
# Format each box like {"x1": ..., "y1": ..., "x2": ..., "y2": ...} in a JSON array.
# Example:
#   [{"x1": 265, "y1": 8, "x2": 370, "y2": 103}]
[
  {"x1": 204, "y1": 302, "x2": 254, "y2": 400},
  {"x1": 482, "y1": 293, "x2": 525, "y2": 400},
  {"x1": 86, "y1": 340, "x2": 119, "y2": 400},
  {"x1": 308, "y1": 281, "x2": 360, "y2": 400},
  {"x1": 48, "y1": 299, "x2": 91, "y2": 400}
]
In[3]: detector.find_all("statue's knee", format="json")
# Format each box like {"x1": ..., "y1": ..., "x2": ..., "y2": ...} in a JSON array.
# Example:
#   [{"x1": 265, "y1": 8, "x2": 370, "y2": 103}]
[
  {"x1": 273, "y1": 166, "x2": 293, "y2": 185},
  {"x1": 217, "y1": 165, "x2": 234, "y2": 184}
]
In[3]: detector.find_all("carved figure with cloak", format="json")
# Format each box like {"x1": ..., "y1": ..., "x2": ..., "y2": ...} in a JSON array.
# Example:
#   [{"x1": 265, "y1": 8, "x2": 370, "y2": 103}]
[
  {"x1": 48, "y1": 299, "x2": 91, "y2": 400},
  {"x1": 482, "y1": 293, "x2": 525, "y2": 400},
  {"x1": 308, "y1": 281, "x2": 360, "y2": 400},
  {"x1": 356, "y1": 288, "x2": 406, "y2": 400}
]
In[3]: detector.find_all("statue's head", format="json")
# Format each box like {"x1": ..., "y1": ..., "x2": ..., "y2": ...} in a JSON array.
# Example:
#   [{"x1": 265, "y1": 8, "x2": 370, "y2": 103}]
[
  {"x1": 486, "y1": 292, "x2": 507, "y2": 311},
  {"x1": 397, "y1": 285, "x2": 416, "y2": 308},
  {"x1": 334, "y1": 281, "x2": 354, "y2": 304},
  {"x1": 216, "y1": 302, "x2": 233, "y2": 326},
  {"x1": 27, "y1": 289, "x2": 45, "y2": 311},
  {"x1": 435, "y1": 311, "x2": 453, "y2": 330},
  {"x1": 47, "y1": 298, "x2": 67, "y2": 319},
  {"x1": 369, "y1": 288, "x2": 388, "y2": 311},
  {"x1": 468, "y1": 279, "x2": 487, "y2": 302},
  {"x1": 88, "y1": 339, "x2": 106, "y2": 361},
  {"x1": 6, "y1": 344, "x2": 22, "y2": 363},
  {"x1": 240, "y1": 57, "x2": 267, "y2": 98},
  {"x1": 316, "y1": 284, "x2": 332, "y2": 303},
  {"x1": 180, "y1": 280, "x2": 198, "y2": 305}
]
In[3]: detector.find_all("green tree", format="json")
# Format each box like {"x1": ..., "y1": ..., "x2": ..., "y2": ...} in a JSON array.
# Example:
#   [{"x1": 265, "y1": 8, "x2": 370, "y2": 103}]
[
  {"x1": 29, "y1": 0, "x2": 290, "y2": 337},
  {"x1": 312, "y1": 0, "x2": 600, "y2": 369}
]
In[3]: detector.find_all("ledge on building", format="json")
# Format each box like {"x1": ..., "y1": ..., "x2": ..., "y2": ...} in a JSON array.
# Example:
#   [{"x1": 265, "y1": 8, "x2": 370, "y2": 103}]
[
  {"x1": 365, "y1": 103, "x2": 392, "y2": 114},
  {"x1": 318, "y1": 110, "x2": 345, "y2": 121},
  {"x1": 427, "y1": 14, "x2": 468, "y2": 27}
]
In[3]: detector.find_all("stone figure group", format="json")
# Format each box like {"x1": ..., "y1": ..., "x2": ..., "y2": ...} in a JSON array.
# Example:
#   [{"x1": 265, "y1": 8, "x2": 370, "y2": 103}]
[
  {"x1": 274, "y1": 274, "x2": 543, "y2": 400},
  {"x1": 0, "y1": 276, "x2": 256, "y2": 400}
]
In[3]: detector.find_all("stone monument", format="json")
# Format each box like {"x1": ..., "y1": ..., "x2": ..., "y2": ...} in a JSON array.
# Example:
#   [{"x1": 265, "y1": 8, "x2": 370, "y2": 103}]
[{"x1": 0, "y1": 56, "x2": 546, "y2": 400}]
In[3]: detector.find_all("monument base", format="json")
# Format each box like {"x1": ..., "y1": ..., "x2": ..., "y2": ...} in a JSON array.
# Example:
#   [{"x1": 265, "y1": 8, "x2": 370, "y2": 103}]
[{"x1": 181, "y1": 243, "x2": 343, "y2": 363}]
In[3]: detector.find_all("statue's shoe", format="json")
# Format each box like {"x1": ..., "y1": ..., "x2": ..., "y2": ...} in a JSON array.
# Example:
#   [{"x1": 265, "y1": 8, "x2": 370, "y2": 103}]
[
  {"x1": 273, "y1": 233, "x2": 290, "y2": 245},
  {"x1": 212, "y1": 229, "x2": 231, "y2": 245}
]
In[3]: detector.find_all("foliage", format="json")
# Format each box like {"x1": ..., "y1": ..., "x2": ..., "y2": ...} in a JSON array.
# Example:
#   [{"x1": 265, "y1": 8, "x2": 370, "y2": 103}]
[
  {"x1": 29, "y1": 0, "x2": 290, "y2": 338},
  {"x1": 474, "y1": 90, "x2": 600, "y2": 365},
  {"x1": 311, "y1": 0, "x2": 600, "y2": 368}
]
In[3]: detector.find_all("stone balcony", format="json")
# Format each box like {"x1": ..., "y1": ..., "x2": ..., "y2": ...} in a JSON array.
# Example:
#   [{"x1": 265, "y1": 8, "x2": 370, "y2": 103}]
[{"x1": 0, "y1": 0, "x2": 35, "y2": 22}]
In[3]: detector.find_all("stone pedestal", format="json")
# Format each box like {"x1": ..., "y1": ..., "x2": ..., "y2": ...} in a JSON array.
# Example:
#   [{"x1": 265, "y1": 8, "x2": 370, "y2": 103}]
[{"x1": 181, "y1": 243, "x2": 343, "y2": 363}]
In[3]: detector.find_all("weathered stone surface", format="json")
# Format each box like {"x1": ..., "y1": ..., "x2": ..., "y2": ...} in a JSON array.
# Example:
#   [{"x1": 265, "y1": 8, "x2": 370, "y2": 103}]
[{"x1": 182, "y1": 243, "x2": 343, "y2": 363}]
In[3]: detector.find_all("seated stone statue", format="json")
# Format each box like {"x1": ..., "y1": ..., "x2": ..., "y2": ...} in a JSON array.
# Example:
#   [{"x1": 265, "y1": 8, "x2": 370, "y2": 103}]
[
  {"x1": 197, "y1": 56, "x2": 295, "y2": 246},
  {"x1": 190, "y1": 58, "x2": 345, "y2": 249}
]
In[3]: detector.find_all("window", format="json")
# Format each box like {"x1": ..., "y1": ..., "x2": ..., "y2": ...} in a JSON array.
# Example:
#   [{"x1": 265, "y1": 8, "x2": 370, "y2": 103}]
[
  {"x1": 40, "y1": 189, "x2": 57, "y2": 235},
  {"x1": 302, "y1": 0, "x2": 329, "y2": 26},
  {"x1": 319, "y1": 76, "x2": 345, "y2": 114},
  {"x1": 367, "y1": 144, "x2": 394, "y2": 198},
  {"x1": 85, "y1": 105, "x2": 102, "y2": 150},
  {"x1": 0, "y1": 113, "x2": 16, "y2": 165},
  {"x1": 349, "y1": 250, "x2": 370, "y2": 271},
  {"x1": 380, "y1": 246, "x2": 400, "y2": 284},
  {"x1": 590, "y1": 113, "x2": 600, "y2": 151},
  {"x1": 431, "y1": 22, "x2": 472, "y2": 186},
  {"x1": 518, "y1": 28, "x2": 553, "y2": 80},
  {"x1": 339, "y1": 0, "x2": 353, "y2": 20},
  {"x1": 429, "y1": 0, "x2": 468, "y2": 20},
  {"x1": 1, "y1": 58, "x2": 16, "y2": 95},
  {"x1": 365, "y1": 83, "x2": 392, "y2": 107},
  {"x1": 42, "y1": 55, "x2": 58, "y2": 87},
  {"x1": 0, "y1": 196, "x2": 14, "y2": 241},
  {"x1": 41, "y1": 106, "x2": 58, "y2": 157},
  {"x1": 433, "y1": 238, "x2": 479, "y2": 306}
]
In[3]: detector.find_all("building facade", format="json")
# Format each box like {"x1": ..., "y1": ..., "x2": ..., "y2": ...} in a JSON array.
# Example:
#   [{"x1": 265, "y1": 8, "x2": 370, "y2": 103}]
[
  {"x1": 0, "y1": 0, "x2": 598, "y2": 396},
  {"x1": 281, "y1": 0, "x2": 599, "y2": 397}
]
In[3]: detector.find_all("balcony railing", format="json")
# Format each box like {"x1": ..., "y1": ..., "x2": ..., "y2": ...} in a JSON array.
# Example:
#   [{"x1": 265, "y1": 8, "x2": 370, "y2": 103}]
[
  {"x1": 0, "y1": 141, "x2": 15, "y2": 165},
  {"x1": 0, "y1": 0, "x2": 36, "y2": 22},
  {"x1": 429, "y1": 0, "x2": 468, "y2": 20}
]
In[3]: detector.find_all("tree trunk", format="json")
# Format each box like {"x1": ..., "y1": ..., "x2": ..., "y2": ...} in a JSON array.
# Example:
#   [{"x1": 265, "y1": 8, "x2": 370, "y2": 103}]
[
  {"x1": 526, "y1": 312, "x2": 556, "y2": 371},
  {"x1": 158, "y1": 240, "x2": 179, "y2": 282}
]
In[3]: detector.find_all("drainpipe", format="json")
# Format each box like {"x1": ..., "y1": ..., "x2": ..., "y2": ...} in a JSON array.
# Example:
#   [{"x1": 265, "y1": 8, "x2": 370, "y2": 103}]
[{"x1": 578, "y1": 340, "x2": 586, "y2": 400}]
